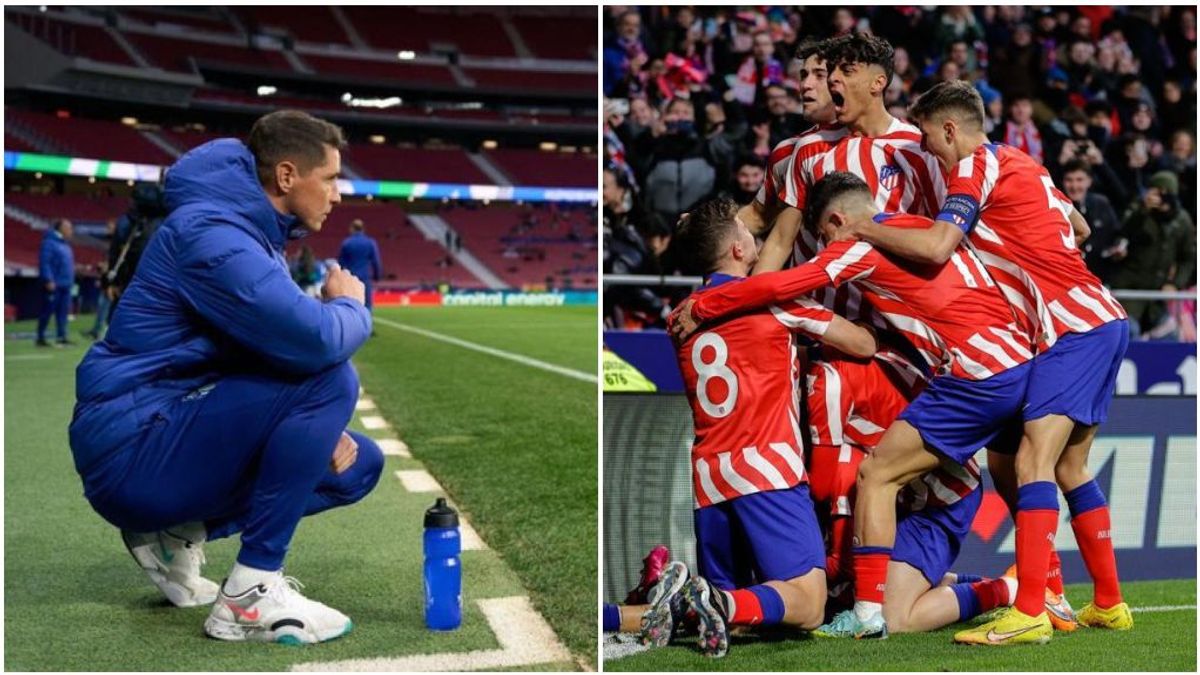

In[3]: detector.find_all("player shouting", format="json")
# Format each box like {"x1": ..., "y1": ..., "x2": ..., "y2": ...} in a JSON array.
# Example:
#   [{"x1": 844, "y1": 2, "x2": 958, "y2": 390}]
[
  {"x1": 671, "y1": 172, "x2": 1035, "y2": 639},
  {"x1": 836, "y1": 80, "x2": 1132, "y2": 644},
  {"x1": 661, "y1": 197, "x2": 883, "y2": 657}
]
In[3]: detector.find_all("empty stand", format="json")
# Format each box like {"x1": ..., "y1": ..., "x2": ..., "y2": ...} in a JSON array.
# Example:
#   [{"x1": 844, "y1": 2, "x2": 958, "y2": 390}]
[
  {"x1": 233, "y1": 7, "x2": 350, "y2": 46},
  {"x1": 7, "y1": 13, "x2": 136, "y2": 66},
  {"x1": 341, "y1": 7, "x2": 514, "y2": 57},
  {"x1": 6, "y1": 109, "x2": 174, "y2": 164},
  {"x1": 484, "y1": 149, "x2": 597, "y2": 188},
  {"x1": 463, "y1": 67, "x2": 594, "y2": 94},
  {"x1": 302, "y1": 53, "x2": 456, "y2": 86},
  {"x1": 511, "y1": 15, "x2": 595, "y2": 60},
  {"x1": 344, "y1": 144, "x2": 490, "y2": 184},
  {"x1": 288, "y1": 201, "x2": 484, "y2": 288},
  {"x1": 123, "y1": 32, "x2": 292, "y2": 73},
  {"x1": 440, "y1": 204, "x2": 596, "y2": 288}
]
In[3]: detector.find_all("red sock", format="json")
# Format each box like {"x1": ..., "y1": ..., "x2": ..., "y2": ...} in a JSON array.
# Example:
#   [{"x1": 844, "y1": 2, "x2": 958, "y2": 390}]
[
  {"x1": 1072, "y1": 507, "x2": 1123, "y2": 608},
  {"x1": 727, "y1": 589, "x2": 764, "y2": 625},
  {"x1": 1046, "y1": 546, "x2": 1065, "y2": 595},
  {"x1": 1015, "y1": 509, "x2": 1058, "y2": 616},
  {"x1": 972, "y1": 578, "x2": 1013, "y2": 613},
  {"x1": 853, "y1": 548, "x2": 890, "y2": 604}
]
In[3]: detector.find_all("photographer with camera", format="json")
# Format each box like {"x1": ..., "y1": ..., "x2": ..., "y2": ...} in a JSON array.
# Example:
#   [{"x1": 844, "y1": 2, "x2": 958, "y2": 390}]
[{"x1": 1111, "y1": 171, "x2": 1196, "y2": 339}]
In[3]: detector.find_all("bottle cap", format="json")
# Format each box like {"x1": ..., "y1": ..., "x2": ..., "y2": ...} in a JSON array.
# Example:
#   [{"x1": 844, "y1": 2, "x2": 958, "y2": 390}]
[{"x1": 424, "y1": 497, "x2": 459, "y2": 528}]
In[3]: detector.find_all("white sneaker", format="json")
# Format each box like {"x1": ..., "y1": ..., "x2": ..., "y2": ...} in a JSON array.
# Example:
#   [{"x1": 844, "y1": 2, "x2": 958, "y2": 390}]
[
  {"x1": 204, "y1": 573, "x2": 353, "y2": 645},
  {"x1": 122, "y1": 523, "x2": 220, "y2": 607}
]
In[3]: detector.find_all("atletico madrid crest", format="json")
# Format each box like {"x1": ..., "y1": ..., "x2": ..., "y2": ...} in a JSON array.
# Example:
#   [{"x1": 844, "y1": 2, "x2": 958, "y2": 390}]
[{"x1": 879, "y1": 164, "x2": 900, "y2": 191}]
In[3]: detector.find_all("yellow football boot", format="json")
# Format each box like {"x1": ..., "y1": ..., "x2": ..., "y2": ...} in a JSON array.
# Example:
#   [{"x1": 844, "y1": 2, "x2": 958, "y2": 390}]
[
  {"x1": 1078, "y1": 601, "x2": 1134, "y2": 630},
  {"x1": 1002, "y1": 564, "x2": 1077, "y2": 631},
  {"x1": 954, "y1": 606, "x2": 1052, "y2": 646}
]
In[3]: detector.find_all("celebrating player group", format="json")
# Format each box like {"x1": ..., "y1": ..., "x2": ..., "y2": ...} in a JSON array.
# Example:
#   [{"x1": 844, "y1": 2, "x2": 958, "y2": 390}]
[{"x1": 605, "y1": 32, "x2": 1134, "y2": 658}]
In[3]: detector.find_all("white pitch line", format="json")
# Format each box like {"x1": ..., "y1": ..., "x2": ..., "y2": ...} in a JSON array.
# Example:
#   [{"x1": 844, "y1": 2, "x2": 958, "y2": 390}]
[
  {"x1": 395, "y1": 469, "x2": 442, "y2": 493},
  {"x1": 1131, "y1": 604, "x2": 1195, "y2": 613},
  {"x1": 6, "y1": 354, "x2": 53, "y2": 361},
  {"x1": 373, "y1": 316, "x2": 595, "y2": 383},
  {"x1": 377, "y1": 438, "x2": 411, "y2": 458},
  {"x1": 355, "y1": 398, "x2": 376, "y2": 411},
  {"x1": 360, "y1": 415, "x2": 388, "y2": 430},
  {"x1": 291, "y1": 596, "x2": 570, "y2": 672}
]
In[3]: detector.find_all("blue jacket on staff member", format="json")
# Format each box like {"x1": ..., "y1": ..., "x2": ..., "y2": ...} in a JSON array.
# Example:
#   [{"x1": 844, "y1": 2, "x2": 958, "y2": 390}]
[{"x1": 69, "y1": 110, "x2": 382, "y2": 645}]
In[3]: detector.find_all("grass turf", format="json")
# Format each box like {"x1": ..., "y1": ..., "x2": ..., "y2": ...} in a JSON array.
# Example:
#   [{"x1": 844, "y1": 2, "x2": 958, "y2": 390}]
[
  {"x1": 4, "y1": 306, "x2": 596, "y2": 671},
  {"x1": 604, "y1": 578, "x2": 1197, "y2": 671}
]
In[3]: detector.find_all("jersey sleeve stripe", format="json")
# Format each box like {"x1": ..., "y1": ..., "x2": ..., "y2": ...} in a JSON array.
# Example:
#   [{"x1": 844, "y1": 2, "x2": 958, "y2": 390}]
[
  {"x1": 694, "y1": 457, "x2": 724, "y2": 508},
  {"x1": 1048, "y1": 299, "x2": 1094, "y2": 333},
  {"x1": 768, "y1": 441, "x2": 807, "y2": 485},
  {"x1": 967, "y1": 333, "x2": 1020, "y2": 368},
  {"x1": 1067, "y1": 286, "x2": 1117, "y2": 323},
  {"x1": 823, "y1": 241, "x2": 874, "y2": 283},
  {"x1": 743, "y1": 446, "x2": 791, "y2": 490}
]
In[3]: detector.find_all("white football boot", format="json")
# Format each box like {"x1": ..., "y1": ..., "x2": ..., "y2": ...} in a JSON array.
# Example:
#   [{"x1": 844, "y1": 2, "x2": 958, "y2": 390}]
[
  {"x1": 204, "y1": 573, "x2": 353, "y2": 645},
  {"x1": 122, "y1": 522, "x2": 220, "y2": 607}
]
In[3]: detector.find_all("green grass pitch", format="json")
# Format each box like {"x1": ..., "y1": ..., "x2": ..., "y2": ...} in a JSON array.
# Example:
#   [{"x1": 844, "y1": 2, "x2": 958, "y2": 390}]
[
  {"x1": 4, "y1": 305, "x2": 596, "y2": 671},
  {"x1": 605, "y1": 580, "x2": 1196, "y2": 670}
]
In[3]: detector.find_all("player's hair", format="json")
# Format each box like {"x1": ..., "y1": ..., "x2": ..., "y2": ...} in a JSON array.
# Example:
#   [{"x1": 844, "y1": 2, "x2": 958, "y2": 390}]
[
  {"x1": 350, "y1": 218, "x2": 365, "y2": 232},
  {"x1": 1061, "y1": 159, "x2": 1092, "y2": 178},
  {"x1": 794, "y1": 37, "x2": 829, "y2": 63},
  {"x1": 806, "y1": 172, "x2": 872, "y2": 228},
  {"x1": 675, "y1": 197, "x2": 739, "y2": 275},
  {"x1": 909, "y1": 79, "x2": 985, "y2": 131},
  {"x1": 248, "y1": 110, "x2": 346, "y2": 187},
  {"x1": 825, "y1": 33, "x2": 895, "y2": 88}
]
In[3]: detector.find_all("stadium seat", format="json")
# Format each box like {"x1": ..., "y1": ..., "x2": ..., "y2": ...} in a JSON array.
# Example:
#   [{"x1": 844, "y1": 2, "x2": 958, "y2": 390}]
[
  {"x1": 5, "y1": 109, "x2": 175, "y2": 164},
  {"x1": 483, "y1": 149, "x2": 598, "y2": 188}
]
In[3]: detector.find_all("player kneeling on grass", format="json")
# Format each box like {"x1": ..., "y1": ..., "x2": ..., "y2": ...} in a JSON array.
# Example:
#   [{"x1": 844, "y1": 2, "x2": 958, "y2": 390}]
[
  {"x1": 671, "y1": 173, "x2": 1037, "y2": 640},
  {"x1": 651, "y1": 197, "x2": 885, "y2": 657},
  {"x1": 804, "y1": 352, "x2": 1018, "y2": 637},
  {"x1": 69, "y1": 110, "x2": 383, "y2": 645}
]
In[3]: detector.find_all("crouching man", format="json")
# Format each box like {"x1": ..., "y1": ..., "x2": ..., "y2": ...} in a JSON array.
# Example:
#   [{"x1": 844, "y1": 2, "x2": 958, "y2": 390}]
[{"x1": 69, "y1": 110, "x2": 382, "y2": 645}]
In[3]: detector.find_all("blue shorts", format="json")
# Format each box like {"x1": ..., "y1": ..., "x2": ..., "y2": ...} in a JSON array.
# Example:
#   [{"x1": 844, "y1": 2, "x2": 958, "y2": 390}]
[
  {"x1": 1024, "y1": 320, "x2": 1129, "y2": 425},
  {"x1": 694, "y1": 485, "x2": 825, "y2": 590},
  {"x1": 898, "y1": 361, "x2": 1031, "y2": 465},
  {"x1": 892, "y1": 488, "x2": 982, "y2": 585}
]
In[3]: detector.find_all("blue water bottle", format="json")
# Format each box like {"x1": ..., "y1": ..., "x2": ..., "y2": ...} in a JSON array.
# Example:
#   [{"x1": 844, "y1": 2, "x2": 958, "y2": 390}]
[{"x1": 424, "y1": 497, "x2": 462, "y2": 630}]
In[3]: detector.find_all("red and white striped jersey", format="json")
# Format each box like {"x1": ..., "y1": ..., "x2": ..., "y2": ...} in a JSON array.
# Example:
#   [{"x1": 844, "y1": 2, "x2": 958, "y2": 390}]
[
  {"x1": 897, "y1": 457, "x2": 983, "y2": 512},
  {"x1": 678, "y1": 276, "x2": 837, "y2": 508},
  {"x1": 691, "y1": 232, "x2": 1035, "y2": 381},
  {"x1": 805, "y1": 350, "x2": 981, "y2": 515},
  {"x1": 806, "y1": 345, "x2": 984, "y2": 509},
  {"x1": 791, "y1": 117, "x2": 946, "y2": 225},
  {"x1": 756, "y1": 124, "x2": 849, "y2": 212},
  {"x1": 806, "y1": 348, "x2": 927, "y2": 449},
  {"x1": 778, "y1": 118, "x2": 944, "y2": 325},
  {"x1": 944, "y1": 143, "x2": 1127, "y2": 351}
]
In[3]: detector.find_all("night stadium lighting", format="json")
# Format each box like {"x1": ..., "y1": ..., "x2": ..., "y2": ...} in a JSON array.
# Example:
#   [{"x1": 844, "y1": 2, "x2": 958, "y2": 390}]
[
  {"x1": 256, "y1": 85, "x2": 277, "y2": 96},
  {"x1": 120, "y1": 117, "x2": 138, "y2": 126},
  {"x1": 482, "y1": 140, "x2": 498, "y2": 150},
  {"x1": 369, "y1": 135, "x2": 386, "y2": 144},
  {"x1": 539, "y1": 142, "x2": 557, "y2": 151},
  {"x1": 560, "y1": 145, "x2": 577, "y2": 153},
  {"x1": 345, "y1": 96, "x2": 403, "y2": 109},
  {"x1": 397, "y1": 50, "x2": 416, "y2": 60},
  {"x1": 341, "y1": 92, "x2": 353, "y2": 103},
  {"x1": 34, "y1": 172, "x2": 42, "y2": 179}
]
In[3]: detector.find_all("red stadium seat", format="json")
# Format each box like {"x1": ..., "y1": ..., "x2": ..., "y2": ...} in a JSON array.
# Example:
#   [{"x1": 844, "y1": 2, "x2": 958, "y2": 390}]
[
  {"x1": 483, "y1": 149, "x2": 598, "y2": 188},
  {"x1": 6, "y1": 109, "x2": 175, "y2": 165}
]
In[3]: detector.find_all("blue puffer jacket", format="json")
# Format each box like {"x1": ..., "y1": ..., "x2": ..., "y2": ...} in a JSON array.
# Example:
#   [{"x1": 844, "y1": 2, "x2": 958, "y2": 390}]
[
  {"x1": 39, "y1": 228, "x2": 74, "y2": 287},
  {"x1": 70, "y1": 139, "x2": 372, "y2": 477}
]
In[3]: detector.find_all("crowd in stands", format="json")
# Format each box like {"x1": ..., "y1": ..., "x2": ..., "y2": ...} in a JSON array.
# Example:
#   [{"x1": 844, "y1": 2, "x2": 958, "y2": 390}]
[{"x1": 603, "y1": 5, "x2": 1196, "y2": 340}]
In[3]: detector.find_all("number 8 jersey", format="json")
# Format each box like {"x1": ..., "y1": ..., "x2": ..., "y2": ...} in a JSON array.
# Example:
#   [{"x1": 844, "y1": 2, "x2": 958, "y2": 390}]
[{"x1": 676, "y1": 274, "x2": 833, "y2": 509}]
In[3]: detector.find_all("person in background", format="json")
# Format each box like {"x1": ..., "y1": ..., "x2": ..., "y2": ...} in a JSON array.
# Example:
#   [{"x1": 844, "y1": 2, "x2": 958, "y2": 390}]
[
  {"x1": 1061, "y1": 160, "x2": 1124, "y2": 285},
  {"x1": 722, "y1": 155, "x2": 766, "y2": 205},
  {"x1": 85, "y1": 219, "x2": 118, "y2": 340},
  {"x1": 338, "y1": 219, "x2": 382, "y2": 312},
  {"x1": 1004, "y1": 94, "x2": 1044, "y2": 164},
  {"x1": 1111, "y1": 171, "x2": 1196, "y2": 339},
  {"x1": 37, "y1": 218, "x2": 75, "y2": 347}
]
